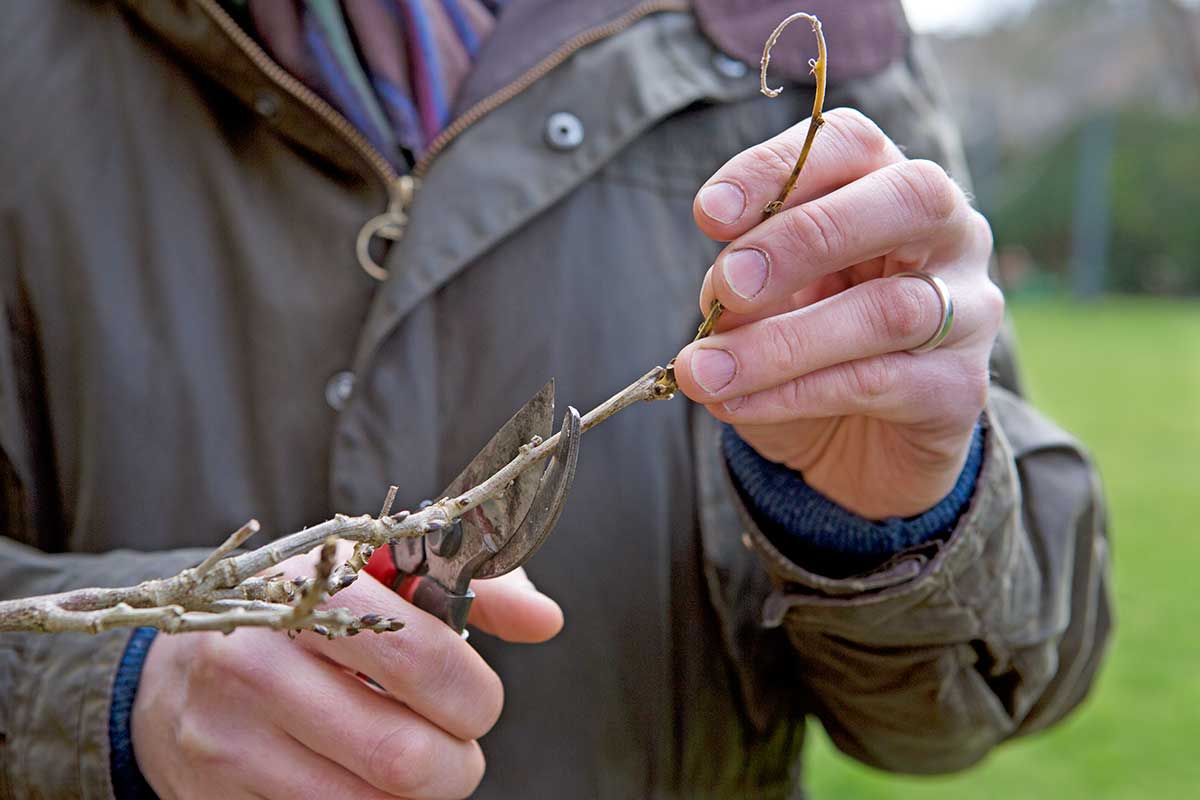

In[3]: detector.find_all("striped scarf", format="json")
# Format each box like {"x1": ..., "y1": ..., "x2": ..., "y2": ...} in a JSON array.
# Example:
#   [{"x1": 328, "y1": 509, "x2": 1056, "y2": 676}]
[{"x1": 239, "y1": 0, "x2": 503, "y2": 169}]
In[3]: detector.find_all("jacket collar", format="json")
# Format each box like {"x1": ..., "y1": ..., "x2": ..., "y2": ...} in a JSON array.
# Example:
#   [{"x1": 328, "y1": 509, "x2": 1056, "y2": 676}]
[
  {"x1": 457, "y1": 0, "x2": 907, "y2": 112},
  {"x1": 693, "y1": 0, "x2": 909, "y2": 86},
  {"x1": 117, "y1": 0, "x2": 372, "y2": 179},
  {"x1": 119, "y1": 0, "x2": 907, "y2": 184}
]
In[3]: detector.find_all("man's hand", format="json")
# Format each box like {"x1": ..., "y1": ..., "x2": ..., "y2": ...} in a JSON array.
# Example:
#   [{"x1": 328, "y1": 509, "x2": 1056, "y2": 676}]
[
  {"x1": 132, "y1": 547, "x2": 563, "y2": 800},
  {"x1": 674, "y1": 108, "x2": 1003, "y2": 520}
]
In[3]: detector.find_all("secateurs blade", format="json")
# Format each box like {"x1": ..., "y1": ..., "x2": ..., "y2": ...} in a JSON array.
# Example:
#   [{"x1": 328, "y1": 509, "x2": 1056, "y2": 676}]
[{"x1": 365, "y1": 381, "x2": 582, "y2": 632}]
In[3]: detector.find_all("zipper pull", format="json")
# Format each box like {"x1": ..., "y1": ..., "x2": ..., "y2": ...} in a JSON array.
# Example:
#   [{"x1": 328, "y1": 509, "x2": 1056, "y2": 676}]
[{"x1": 356, "y1": 175, "x2": 420, "y2": 282}]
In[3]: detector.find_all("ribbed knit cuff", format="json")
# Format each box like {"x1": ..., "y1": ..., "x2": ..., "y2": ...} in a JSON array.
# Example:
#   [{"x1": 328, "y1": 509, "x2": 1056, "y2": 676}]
[
  {"x1": 109, "y1": 627, "x2": 159, "y2": 799},
  {"x1": 723, "y1": 422, "x2": 985, "y2": 577}
]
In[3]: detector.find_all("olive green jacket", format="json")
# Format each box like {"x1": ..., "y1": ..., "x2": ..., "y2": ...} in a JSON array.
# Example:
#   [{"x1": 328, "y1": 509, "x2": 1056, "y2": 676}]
[{"x1": 0, "y1": 1, "x2": 1111, "y2": 797}]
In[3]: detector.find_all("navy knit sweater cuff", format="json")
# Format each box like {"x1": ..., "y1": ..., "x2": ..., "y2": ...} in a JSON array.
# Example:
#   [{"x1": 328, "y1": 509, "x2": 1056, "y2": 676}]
[
  {"x1": 109, "y1": 627, "x2": 159, "y2": 799},
  {"x1": 722, "y1": 422, "x2": 985, "y2": 577}
]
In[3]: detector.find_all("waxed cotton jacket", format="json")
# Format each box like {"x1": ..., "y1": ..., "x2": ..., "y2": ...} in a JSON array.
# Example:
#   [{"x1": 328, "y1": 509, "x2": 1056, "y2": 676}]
[{"x1": 0, "y1": 1, "x2": 1111, "y2": 798}]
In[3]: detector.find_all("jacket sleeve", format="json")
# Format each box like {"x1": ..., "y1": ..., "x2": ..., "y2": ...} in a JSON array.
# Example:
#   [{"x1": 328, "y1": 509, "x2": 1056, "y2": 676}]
[
  {"x1": 0, "y1": 541, "x2": 213, "y2": 800},
  {"x1": 692, "y1": 43, "x2": 1111, "y2": 775},
  {"x1": 731, "y1": 380, "x2": 1111, "y2": 773},
  {"x1": 0, "y1": 253, "x2": 211, "y2": 799}
]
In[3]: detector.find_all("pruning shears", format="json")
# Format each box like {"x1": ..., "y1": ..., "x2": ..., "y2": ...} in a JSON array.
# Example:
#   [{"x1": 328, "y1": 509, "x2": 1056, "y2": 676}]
[{"x1": 365, "y1": 381, "x2": 582, "y2": 633}]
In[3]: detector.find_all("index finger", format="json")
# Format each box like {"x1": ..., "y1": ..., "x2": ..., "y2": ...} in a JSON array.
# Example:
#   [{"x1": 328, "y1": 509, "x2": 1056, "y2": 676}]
[
  {"x1": 299, "y1": 570, "x2": 505, "y2": 742},
  {"x1": 260, "y1": 642, "x2": 485, "y2": 799},
  {"x1": 693, "y1": 108, "x2": 905, "y2": 242}
]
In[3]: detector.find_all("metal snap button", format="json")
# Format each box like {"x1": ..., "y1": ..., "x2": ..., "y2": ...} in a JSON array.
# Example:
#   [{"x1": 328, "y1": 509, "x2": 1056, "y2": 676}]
[
  {"x1": 712, "y1": 52, "x2": 749, "y2": 79},
  {"x1": 253, "y1": 91, "x2": 280, "y2": 119},
  {"x1": 544, "y1": 112, "x2": 584, "y2": 151},
  {"x1": 325, "y1": 371, "x2": 355, "y2": 411}
]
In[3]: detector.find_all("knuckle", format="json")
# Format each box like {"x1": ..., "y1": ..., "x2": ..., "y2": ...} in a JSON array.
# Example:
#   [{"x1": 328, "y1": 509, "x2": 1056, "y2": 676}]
[
  {"x1": 762, "y1": 316, "x2": 809, "y2": 374},
  {"x1": 175, "y1": 708, "x2": 226, "y2": 765},
  {"x1": 963, "y1": 360, "x2": 992, "y2": 412},
  {"x1": 190, "y1": 633, "x2": 237, "y2": 683},
  {"x1": 932, "y1": 355, "x2": 989, "y2": 421},
  {"x1": 190, "y1": 630, "x2": 228, "y2": 664},
  {"x1": 385, "y1": 627, "x2": 453, "y2": 705},
  {"x1": 968, "y1": 209, "x2": 995, "y2": 254},
  {"x1": 411, "y1": 631, "x2": 463, "y2": 700},
  {"x1": 462, "y1": 743, "x2": 488, "y2": 798},
  {"x1": 978, "y1": 278, "x2": 1006, "y2": 331},
  {"x1": 828, "y1": 107, "x2": 892, "y2": 160},
  {"x1": 472, "y1": 667, "x2": 505, "y2": 738},
  {"x1": 867, "y1": 279, "x2": 930, "y2": 343},
  {"x1": 888, "y1": 160, "x2": 959, "y2": 226},
  {"x1": 781, "y1": 374, "x2": 810, "y2": 413},
  {"x1": 906, "y1": 366, "x2": 943, "y2": 409},
  {"x1": 744, "y1": 138, "x2": 800, "y2": 185},
  {"x1": 211, "y1": 639, "x2": 272, "y2": 693},
  {"x1": 705, "y1": 399, "x2": 739, "y2": 424},
  {"x1": 782, "y1": 201, "x2": 845, "y2": 264},
  {"x1": 698, "y1": 266, "x2": 715, "y2": 313},
  {"x1": 410, "y1": 631, "x2": 502, "y2": 739},
  {"x1": 845, "y1": 356, "x2": 899, "y2": 401},
  {"x1": 369, "y1": 724, "x2": 433, "y2": 795}
]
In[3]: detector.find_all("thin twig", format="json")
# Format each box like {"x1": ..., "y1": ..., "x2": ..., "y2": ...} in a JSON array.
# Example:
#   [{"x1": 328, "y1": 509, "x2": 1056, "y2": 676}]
[
  {"x1": 195, "y1": 520, "x2": 260, "y2": 577},
  {"x1": 439, "y1": 367, "x2": 669, "y2": 521},
  {"x1": 5, "y1": 599, "x2": 402, "y2": 637},
  {"x1": 379, "y1": 485, "x2": 399, "y2": 517},
  {"x1": 759, "y1": 13, "x2": 828, "y2": 217},
  {"x1": 330, "y1": 488, "x2": 397, "y2": 592},
  {"x1": 287, "y1": 538, "x2": 338, "y2": 627},
  {"x1": 659, "y1": 12, "x2": 830, "y2": 392}
]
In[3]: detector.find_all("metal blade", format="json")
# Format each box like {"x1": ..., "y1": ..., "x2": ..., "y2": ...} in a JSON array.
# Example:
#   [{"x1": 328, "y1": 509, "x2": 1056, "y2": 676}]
[
  {"x1": 474, "y1": 406, "x2": 582, "y2": 579},
  {"x1": 439, "y1": 380, "x2": 555, "y2": 553}
]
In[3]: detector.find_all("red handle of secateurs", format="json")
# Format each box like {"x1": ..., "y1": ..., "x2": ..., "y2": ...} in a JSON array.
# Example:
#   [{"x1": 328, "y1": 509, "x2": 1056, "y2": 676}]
[{"x1": 363, "y1": 546, "x2": 474, "y2": 633}]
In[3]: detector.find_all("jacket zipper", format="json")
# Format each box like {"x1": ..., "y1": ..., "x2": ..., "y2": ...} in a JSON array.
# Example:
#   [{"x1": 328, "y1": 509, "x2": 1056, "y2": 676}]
[{"x1": 194, "y1": 0, "x2": 689, "y2": 278}]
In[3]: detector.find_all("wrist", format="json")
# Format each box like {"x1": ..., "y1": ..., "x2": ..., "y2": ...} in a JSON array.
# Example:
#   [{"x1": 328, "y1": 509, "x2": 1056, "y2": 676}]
[
  {"x1": 723, "y1": 421, "x2": 985, "y2": 576},
  {"x1": 744, "y1": 420, "x2": 982, "y2": 520}
]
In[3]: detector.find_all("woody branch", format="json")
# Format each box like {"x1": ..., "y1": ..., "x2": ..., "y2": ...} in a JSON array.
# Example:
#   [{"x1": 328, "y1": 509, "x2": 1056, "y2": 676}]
[{"x1": 0, "y1": 367, "x2": 670, "y2": 638}]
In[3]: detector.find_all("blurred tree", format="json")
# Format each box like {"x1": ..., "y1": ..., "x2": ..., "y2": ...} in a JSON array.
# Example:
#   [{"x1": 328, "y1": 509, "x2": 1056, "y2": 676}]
[
  {"x1": 927, "y1": 0, "x2": 1199, "y2": 158},
  {"x1": 1068, "y1": 115, "x2": 1114, "y2": 298},
  {"x1": 988, "y1": 108, "x2": 1200, "y2": 295},
  {"x1": 1154, "y1": 0, "x2": 1200, "y2": 97}
]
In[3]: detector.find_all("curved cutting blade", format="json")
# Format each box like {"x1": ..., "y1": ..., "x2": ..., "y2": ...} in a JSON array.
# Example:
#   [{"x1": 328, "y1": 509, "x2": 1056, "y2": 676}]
[
  {"x1": 440, "y1": 380, "x2": 554, "y2": 542},
  {"x1": 474, "y1": 405, "x2": 582, "y2": 579}
]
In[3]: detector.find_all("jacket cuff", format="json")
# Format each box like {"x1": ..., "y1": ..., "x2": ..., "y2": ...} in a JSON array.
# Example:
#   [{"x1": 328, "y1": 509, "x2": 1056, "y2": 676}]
[
  {"x1": 730, "y1": 404, "x2": 1026, "y2": 633},
  {"x1": 0, "y1": 544, "x2": 212, "y2": 799},
  {"x1": 721, "y1": 423, "x2": 984, "y2": 577},
  {"x1": 109, "y1": 628, "x2": 158, "y2": 799}
]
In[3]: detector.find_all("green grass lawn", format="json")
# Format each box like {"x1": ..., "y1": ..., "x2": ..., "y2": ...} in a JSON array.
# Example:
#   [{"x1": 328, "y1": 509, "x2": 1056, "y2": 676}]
[{"x1": 805, "y1": 297, "x2": 1200, "y2": 799}]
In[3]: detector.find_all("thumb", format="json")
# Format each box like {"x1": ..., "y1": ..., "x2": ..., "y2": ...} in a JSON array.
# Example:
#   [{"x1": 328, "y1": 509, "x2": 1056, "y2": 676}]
[{"x1": 468, "y1": 567, "x2": 564, "y2": 643}]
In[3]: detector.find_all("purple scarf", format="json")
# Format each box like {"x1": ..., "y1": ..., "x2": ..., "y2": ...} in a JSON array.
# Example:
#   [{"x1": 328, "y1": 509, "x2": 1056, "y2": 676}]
[{"x1": 243, "y1": 0, "x2": 502, "y2": 168}]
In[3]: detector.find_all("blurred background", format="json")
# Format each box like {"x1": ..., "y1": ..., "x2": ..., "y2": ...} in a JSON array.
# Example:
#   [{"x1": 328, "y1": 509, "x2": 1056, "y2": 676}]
[{"x1": 805, "y1": 0, "x2": 1200, "y2": 797}]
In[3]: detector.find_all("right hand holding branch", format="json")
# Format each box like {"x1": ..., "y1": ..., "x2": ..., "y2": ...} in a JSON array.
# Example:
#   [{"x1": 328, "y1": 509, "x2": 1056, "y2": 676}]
[{"x1": 132, "y1": 547, "x2": 563, "y2": 799}]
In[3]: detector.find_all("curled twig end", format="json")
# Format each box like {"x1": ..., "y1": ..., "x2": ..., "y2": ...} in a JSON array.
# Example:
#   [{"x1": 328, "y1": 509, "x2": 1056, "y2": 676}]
[{"x1": 759, "y1": 12, "x2": 826, "y2": 99}]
